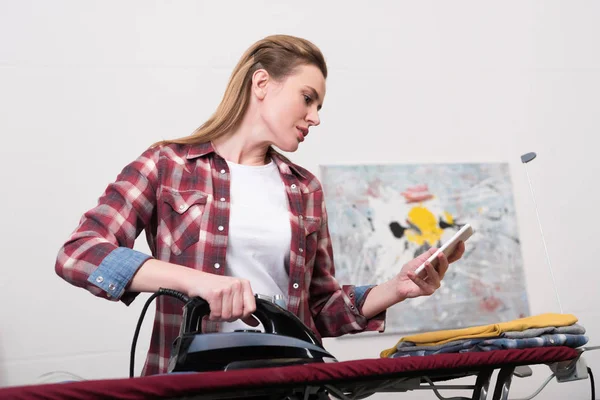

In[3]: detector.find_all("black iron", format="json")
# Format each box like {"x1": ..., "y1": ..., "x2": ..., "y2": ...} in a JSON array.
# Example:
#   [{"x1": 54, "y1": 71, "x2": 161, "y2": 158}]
[{"x1": 167, "y1": 294, "x2": 337, "y2": 373}]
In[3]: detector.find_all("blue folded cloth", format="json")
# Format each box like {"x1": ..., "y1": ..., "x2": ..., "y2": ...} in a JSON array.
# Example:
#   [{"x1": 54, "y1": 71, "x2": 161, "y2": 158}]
[
  {"x1": 394, "y1": 324, "x2": 586, "y2": 352},
  {"x1": 501, "y1": 324, "x2": 586, "y2": 339},
  {"x1": 390, "y1": 334, "x2": 589, "y2": 358}
]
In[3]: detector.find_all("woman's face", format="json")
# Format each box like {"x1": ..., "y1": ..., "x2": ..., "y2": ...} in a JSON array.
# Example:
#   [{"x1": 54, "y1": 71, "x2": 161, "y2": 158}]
[{"x1": 257, "y1": 64, "x2": 326, "y2": 152}]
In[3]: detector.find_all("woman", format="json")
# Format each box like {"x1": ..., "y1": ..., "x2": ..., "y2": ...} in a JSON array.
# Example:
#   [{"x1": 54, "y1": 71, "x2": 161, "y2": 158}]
[{"x1": 55, "y1": 34, "x2": 465, "y2": 376}]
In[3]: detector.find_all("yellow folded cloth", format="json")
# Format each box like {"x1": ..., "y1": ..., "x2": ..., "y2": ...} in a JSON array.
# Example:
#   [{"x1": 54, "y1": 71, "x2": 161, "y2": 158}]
[{"x1": 380, "y1": 313, "x2": 578, "y2": 358}]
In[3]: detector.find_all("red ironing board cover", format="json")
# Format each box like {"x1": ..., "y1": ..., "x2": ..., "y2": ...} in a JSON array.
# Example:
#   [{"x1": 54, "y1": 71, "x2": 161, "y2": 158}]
[{"x1": 0, "y1": 346, "x2": 579, "y2": 399}]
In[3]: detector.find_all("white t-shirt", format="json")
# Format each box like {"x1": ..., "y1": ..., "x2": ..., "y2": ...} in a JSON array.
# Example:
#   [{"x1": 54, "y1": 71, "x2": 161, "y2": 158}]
[{"x1": 218, "y1": 159, "x2": 291, "y2": 332}]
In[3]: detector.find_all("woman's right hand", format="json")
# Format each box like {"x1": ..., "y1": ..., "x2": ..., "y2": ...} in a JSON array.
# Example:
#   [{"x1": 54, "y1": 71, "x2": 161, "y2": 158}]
[
  {"x1": 186, "y1": 273, "x2": 258, "y2": 326},
  {"x1": 129, "y1": 260, "x2": 258, "y2": 326}
]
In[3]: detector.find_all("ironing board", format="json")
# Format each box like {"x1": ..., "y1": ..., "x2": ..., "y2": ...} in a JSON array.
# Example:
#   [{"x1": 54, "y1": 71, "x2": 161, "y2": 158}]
[{"x1": 0, "y1": 346, "x2": 581, "y2": 400}]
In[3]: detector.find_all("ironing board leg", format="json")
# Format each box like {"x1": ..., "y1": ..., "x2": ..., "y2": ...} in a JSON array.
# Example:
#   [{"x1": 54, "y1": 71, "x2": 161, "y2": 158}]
[
  {"x1": 492, "y1": 366, "x2": 515, "y2": 400},
  {"x1": 471, "y1": 368, "x2": 494, "y2": 400}
]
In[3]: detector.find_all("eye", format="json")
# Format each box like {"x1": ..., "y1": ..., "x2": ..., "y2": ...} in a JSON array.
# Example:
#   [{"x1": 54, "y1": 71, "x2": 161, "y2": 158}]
[{"x1": 303, "y1": 94, "x2": 312, "y2": 105}]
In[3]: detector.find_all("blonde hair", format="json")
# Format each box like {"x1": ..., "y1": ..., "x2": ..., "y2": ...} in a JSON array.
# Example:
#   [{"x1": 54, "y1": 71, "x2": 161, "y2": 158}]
[{"x1": 152, "y1": 34, "x2": 327, "y2": 147}]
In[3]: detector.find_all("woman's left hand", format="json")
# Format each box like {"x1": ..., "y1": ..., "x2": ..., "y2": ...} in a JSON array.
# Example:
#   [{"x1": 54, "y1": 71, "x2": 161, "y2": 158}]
[{"x1": 394, "y1": 241, "x2": 466, "y2": 300}]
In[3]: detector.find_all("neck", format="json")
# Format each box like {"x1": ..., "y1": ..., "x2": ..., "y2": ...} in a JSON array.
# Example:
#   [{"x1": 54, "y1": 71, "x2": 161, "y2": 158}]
[{"x1": 212, "y1": 112, "x2": 271, "y2": 166}]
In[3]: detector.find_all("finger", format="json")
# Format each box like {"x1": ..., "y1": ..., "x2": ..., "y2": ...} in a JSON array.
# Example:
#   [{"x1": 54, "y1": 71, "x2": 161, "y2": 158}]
[
  {"x1": 209, "y1": 290, "x2": 223, "y2": 321},
  {"x1": 447, "y1": 241, "x2": 465, "y2": 263},
  {"x1": 408, "y1": 271, "x2": 436, "y2": 296},
  {"x1": 435, "y1": 253, "x2": 449, "y2": 281},
  {"x1": 220, "y1": 287, "x2": 232, "y2": 321},
  {"x1": 241, "y1": 280, "x2": 259, "y2": 327},
  {"x1": 425, "y1": 261, "x2": 442, "y2": 288},
  {"x1": 231, "y1": 281, "x2": 244, "y2": 321}
]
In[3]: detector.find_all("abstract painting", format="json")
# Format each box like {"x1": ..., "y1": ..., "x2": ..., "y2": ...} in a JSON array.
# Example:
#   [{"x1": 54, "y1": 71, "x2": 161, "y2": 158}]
[{"x1": 319, "y1": 163, "x2": 530, "y2": 334}]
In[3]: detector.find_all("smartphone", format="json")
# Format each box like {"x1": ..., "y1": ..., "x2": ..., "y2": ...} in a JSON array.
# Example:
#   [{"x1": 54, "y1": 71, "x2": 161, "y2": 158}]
[{"x1": 414, "y1": 223, "x2": 473, "y2": 278}]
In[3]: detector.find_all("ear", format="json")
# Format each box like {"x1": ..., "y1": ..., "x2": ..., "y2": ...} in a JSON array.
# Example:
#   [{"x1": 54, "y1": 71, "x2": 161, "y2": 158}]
[{"x1": 251, "y1": 69, "x2": 270, "y2": 100}]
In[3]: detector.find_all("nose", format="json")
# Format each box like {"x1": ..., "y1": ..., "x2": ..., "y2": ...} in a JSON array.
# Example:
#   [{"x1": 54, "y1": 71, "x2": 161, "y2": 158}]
[{"x1": 307, "y1": 107, "x2": 320, "y2": 127}]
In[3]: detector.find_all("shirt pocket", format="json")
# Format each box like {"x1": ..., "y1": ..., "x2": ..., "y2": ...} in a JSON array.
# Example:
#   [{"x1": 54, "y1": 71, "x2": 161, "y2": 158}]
[
  {"x1": 159, "y1": 187, "x2": 208, "y2": 256},
  {"x1": 303, "y1": 216, "x2": 322, "y2": 263}
]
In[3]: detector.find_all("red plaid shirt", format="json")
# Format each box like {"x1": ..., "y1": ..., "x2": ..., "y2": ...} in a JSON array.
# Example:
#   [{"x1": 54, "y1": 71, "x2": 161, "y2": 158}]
[{"x1": 55, "y1": 142, "x2": 386, "y2": 376}]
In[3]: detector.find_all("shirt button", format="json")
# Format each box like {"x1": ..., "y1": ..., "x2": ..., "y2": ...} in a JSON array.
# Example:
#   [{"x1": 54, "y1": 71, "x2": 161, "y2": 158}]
[
  {"x1": 291, "y1": 184, "x2": 297, "y2": 189},
  {"x1": 179, "y1": 205, "x2": 185, "y2": 210},
  {"x1": 349, "y1": 292, "x2": 354, "y2": 298},
  {"x1": 96, "y1": 276, "x2": 104, "y2": 283},
  {"x1": 220, "y1": 169, "x2": 226, "y2": 174},
  {"x1": 108, "y1": 283, "x2": 116, "y2": 291},
  {"x1": 214, "y1": 263, "x2": 220, "y2": 269},
  {"x1": 220, "y1": 197, "x2": 225, "y2": 202},
  {"x1": 293, "y1": 283, "x2": 299, "y2": 289},
  {"x1": 299, "y1": 248, "x2": 303, "y2": 253},
  {"x1": 218, "y1": 226, "x2": 224, "y2": 231},
  {"x1": 350, "y1": 305, "x2": 355, "y2": 310},
  {"x1": 299, "y1": 215, "x2": 303, "y2": 220}
]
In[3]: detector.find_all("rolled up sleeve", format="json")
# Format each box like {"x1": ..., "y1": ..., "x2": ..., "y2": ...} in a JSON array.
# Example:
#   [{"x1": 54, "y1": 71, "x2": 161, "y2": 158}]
[{"x1": 88, "y1": 247, "x2": 153, "y2": 305}]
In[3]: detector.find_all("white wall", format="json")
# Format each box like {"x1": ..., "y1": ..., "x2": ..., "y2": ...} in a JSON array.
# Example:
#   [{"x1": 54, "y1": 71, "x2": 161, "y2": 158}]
[{"x1": 1, "y1": 1, "x2": 599, "y2": 398}]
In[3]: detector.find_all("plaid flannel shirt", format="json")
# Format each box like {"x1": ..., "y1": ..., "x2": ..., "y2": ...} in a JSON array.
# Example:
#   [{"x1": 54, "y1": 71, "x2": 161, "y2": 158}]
[{"x1": 55, "y1": 142, "x2": 386, "y2": 376}]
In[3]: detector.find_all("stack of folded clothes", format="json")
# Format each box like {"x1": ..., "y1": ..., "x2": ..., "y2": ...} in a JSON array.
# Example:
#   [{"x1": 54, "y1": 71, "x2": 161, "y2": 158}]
[{"x1": 380, "y1": 313, "x2": 588, "y2": 358}]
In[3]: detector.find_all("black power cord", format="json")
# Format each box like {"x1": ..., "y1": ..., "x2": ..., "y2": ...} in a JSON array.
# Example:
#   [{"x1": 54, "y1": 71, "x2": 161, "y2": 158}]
[
  {"x1": 588, "y1": 367, "x2": 595, "y2": 400},
  {"x1": 129, "y1": 288, "x2": 190, "y2": 378}
]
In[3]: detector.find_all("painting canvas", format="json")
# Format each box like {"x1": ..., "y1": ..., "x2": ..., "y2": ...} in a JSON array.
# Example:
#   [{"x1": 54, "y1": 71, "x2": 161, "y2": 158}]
[{"x1": 319, "y1": 163, "x2": 530, "y2": 335}]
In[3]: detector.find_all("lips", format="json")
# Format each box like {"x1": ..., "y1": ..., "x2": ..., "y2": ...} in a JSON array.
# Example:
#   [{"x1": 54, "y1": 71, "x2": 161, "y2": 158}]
[{"x1": 297, "y1": 126, "x2": 308, "y2": 141}]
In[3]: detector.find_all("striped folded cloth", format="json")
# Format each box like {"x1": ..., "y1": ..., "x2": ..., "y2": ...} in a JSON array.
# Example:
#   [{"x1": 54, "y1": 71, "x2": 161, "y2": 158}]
[
  {"x1": 389, "y1": 333, "x2": 589, "y2": 358},
  {"x1": 381, "y1": 313, "x2": 580, "y2": 358}
]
